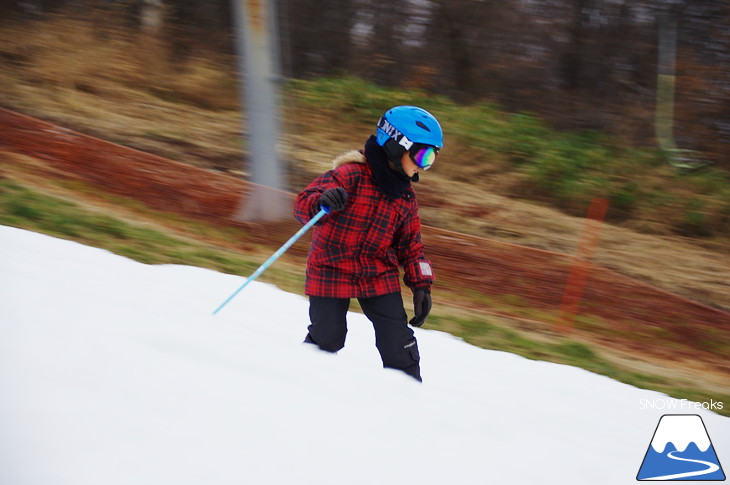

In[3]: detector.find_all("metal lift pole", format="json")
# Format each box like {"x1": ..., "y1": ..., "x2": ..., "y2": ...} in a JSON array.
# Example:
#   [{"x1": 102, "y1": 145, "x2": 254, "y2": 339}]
[
  {"x1": 655, "y1": 8, "x2": 710, "y2": 170},
  {"x1": 231, "y1": 0, "x2": 290, "y2": 221}
]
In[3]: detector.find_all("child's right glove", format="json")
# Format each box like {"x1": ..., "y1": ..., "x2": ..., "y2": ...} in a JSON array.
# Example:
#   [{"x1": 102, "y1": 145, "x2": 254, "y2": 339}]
[
  {"x1": 319, "y1": 187, "x2": 348, "y2": 213},
  {"x1": 409, "y1": 289, "x2": 432, "y2": 327}
]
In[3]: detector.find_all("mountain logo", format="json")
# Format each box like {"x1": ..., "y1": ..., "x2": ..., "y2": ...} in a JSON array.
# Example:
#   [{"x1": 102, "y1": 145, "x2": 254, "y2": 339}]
[{"x1": 637, "y1": 414, "x2": 726, "y2": 481}]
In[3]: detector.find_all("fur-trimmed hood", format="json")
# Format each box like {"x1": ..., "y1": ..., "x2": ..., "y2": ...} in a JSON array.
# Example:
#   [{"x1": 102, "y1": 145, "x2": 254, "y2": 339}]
[{"x1": 332, "y1": 150, "x2": 366, "y2": 169}]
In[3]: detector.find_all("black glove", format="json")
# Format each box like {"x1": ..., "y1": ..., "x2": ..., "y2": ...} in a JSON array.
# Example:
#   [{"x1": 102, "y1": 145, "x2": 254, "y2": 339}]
[
  {"x1": 319, "y1": 187, "x2": 348, "y2": 213},
  {"x1": 409, "y1": 288, "x2": 432, "y2": 327}
]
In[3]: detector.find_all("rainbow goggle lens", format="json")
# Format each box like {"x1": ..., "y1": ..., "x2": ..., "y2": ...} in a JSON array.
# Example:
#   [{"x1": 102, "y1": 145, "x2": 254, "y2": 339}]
[{"x1": 409, "y1": 143, "x2": 439, "y2": 170}]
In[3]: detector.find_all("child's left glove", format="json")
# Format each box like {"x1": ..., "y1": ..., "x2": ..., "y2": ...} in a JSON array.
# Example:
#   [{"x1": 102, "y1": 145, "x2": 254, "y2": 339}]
[{"x1": 409, "y1": 289, "x2": 432, "y2": 327}]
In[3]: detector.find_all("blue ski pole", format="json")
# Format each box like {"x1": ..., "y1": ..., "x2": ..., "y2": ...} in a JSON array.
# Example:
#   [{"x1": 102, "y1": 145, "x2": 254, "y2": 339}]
[{"x1": 212, "y1": 207, "x2": 327, "y2": 315}]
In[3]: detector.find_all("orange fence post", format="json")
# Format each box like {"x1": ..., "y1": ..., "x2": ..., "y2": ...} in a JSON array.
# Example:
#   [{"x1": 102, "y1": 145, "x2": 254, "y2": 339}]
[{"x1": 556, "y1": 198, "x2": 609, "y2": 332}]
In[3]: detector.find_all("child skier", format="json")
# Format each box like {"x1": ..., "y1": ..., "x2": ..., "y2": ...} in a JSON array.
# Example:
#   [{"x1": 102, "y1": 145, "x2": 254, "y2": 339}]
[{"x1": 294, "y1": 106, "x2": 443, "y2": 382}]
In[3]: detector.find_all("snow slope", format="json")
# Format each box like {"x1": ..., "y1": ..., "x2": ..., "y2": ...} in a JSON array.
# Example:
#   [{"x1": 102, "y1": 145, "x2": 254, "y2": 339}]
[{"x1": 1, "y1": 225, "x2": 727, "y2": 485}]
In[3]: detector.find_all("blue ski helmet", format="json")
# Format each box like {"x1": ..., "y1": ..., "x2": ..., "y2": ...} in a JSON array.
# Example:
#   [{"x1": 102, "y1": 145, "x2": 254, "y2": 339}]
[{"x1": 375, "y1": 106, "x2": 443, "y2": 170}]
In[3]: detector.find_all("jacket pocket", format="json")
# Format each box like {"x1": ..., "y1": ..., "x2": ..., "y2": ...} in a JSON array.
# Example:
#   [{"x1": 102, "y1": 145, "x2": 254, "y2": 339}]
[
  {"x1": 309, "y1": 244, "x2": 355, "y2": 266},
  {"x1": 373, "y1": 247, "x2": 399, "y2": 268}
]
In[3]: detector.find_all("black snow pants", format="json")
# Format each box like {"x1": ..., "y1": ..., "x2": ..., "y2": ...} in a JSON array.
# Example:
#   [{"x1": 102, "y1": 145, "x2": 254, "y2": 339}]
[{"x1": 304, "y1": 292, "x2": 422, "y2": 382}]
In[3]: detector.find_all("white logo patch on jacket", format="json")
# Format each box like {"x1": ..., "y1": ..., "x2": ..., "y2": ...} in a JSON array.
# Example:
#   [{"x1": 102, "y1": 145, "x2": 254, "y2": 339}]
[{"x1": 419, "y1": 261, "x2": 433, "y2": 277}]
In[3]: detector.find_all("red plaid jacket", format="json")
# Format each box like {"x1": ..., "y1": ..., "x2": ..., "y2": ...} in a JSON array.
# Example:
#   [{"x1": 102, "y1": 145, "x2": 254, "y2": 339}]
[{"x1": 294, "y1": 151, "x2": 434, "y2": 298}]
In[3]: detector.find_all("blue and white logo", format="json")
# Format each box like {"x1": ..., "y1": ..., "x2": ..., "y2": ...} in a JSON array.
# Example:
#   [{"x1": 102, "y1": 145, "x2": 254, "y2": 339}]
[{"x1": 637, "y1": 414, "x2": 726, "y2": 481}]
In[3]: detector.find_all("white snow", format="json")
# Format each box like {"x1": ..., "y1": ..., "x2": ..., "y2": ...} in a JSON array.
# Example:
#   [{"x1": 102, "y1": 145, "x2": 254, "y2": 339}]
[{"x1": 1, "y1": 225, "x2": 728, "y2": 485}]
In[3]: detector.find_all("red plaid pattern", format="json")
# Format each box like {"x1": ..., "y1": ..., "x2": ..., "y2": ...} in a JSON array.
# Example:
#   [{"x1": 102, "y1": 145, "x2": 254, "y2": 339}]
[{"x1": 294, "y1": 161, "x2": 434, "y2": 298}]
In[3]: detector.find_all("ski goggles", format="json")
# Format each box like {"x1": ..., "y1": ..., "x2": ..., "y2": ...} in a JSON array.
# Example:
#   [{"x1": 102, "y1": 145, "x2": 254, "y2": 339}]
[{"x1": 409, "y1": 143, "x2": 439, "y2": 170}]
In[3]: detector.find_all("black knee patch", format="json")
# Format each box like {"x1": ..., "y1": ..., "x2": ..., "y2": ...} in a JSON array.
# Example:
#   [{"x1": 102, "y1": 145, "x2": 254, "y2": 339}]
[{"x1": 305, "y1": 328, "x2": 346, "y2": 353}]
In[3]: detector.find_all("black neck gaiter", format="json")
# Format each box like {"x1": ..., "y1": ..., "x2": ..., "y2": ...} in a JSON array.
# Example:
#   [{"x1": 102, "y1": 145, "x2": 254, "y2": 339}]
[{"x1": 363, "y1": 136, "x2": 411, "y2": 200}]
